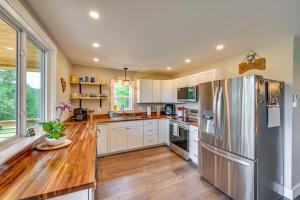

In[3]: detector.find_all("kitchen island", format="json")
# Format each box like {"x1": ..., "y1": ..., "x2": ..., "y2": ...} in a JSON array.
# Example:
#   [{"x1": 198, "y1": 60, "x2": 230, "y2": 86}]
[{"x1": 0, "y1": 122, "x2": 97, "y2": 200}]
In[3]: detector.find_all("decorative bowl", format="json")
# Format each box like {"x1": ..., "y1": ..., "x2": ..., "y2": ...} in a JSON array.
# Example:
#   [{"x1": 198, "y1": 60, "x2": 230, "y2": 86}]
[{"x1": 45, "y1": 136, "x2": 66, "y2": 146}]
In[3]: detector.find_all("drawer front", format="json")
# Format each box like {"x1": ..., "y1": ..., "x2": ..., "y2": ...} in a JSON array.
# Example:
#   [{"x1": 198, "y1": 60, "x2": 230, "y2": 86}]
[
  {"x1": 110, "y1": 121, "x2": 143, "y2": 128},
  {"x1": 144, "y1": 135, "x2": 158, "y2": 146},
  {"x1": 144, "y1": 125, "x2": 158, "y2": 136},
  {"x1": 144, "y1": 119, "x2": 158, "y2": 126}
]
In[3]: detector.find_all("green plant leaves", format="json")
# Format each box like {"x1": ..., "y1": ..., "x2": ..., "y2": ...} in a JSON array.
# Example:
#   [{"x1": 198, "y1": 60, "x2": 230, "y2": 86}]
[{"x1": 42, "y1": 121, "x2": 65, "y2": 139}]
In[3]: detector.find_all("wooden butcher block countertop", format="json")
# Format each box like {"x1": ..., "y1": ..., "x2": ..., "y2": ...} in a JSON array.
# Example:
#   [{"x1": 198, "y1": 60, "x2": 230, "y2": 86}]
[{"x1": 0, "y1": 122, "x2": 97, "y2": 200}]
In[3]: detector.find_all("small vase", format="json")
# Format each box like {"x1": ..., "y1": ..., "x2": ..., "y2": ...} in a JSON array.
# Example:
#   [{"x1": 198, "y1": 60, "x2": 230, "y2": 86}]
[{"x1": 45, "y1": 136, "x2": 66, "y2": 146}]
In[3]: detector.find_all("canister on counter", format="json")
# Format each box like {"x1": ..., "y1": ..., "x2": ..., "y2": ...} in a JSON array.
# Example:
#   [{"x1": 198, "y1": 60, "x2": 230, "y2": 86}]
[{"x1": 70, "y1": 75, "x2": 77, "y2": 83}]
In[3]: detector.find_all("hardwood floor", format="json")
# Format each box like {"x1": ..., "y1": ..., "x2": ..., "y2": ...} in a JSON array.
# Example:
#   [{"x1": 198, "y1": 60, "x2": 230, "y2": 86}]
[{"x1": 96, "y1": 146, "x2": 229, "y2": 200}]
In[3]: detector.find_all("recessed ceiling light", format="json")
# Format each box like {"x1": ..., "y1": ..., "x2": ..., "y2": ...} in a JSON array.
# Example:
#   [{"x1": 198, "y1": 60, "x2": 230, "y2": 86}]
[
  {"x1": 5, "y1": 47, "x2": 14, "y2": 51},
  {"x1": 216, "y1": 44, "x2": 224, "y2": 50},
  {"x1": 185, "y1": 59, "x2": 191, "y2": 63},
  {"x1": 166, "y1": 67, "x2": 172, "y2": 70},
  {"x1": 93, "y1": 58, "x2": 99, "y2": 62},
  {"x1": 89, "y1": 11, "x2": 99, "y2": 19},
  {"x1": 92, "y1": 42, "x2": 100, "y2": 48}
]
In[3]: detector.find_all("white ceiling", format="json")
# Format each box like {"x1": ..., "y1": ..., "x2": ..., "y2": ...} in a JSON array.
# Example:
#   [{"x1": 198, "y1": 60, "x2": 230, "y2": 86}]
[{"x1": 24, "y1": 0, "x2": 300, "y2": 74}]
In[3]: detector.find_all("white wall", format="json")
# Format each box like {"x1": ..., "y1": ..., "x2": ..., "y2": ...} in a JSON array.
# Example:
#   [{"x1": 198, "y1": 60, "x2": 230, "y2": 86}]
[
  {"x1": 70, "y1": 65, "x2": 171, "y2": 114},
  {"x1": 174, "y1": 37, "x2": 296, "y2": 198},
  {"x1": 56, "y1": 48, "x2": 72, "y2": 121}
]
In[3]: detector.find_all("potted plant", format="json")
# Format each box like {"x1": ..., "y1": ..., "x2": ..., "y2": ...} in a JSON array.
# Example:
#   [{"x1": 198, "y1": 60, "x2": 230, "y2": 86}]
[{"x1": 42, "y1": 102, "x2": 72, "y2": 146}]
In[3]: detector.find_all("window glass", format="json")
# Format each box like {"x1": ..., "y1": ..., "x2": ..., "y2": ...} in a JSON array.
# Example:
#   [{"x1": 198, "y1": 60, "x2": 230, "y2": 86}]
[
  {"x1": 113, "y1": 81, "x2": 133, "y2": 111},
  {"x1": 0, "y1": 18, "x2": 17, "y2": 142},
  {"x1": 25, "y1": 38, "x2": 44, "y2": 129}
]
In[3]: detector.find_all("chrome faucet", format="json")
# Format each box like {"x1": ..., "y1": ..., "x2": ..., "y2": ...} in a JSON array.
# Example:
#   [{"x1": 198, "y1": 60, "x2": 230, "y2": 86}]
[{"x1": 121, "y1": 105, "x2": 125, "y2": 117}]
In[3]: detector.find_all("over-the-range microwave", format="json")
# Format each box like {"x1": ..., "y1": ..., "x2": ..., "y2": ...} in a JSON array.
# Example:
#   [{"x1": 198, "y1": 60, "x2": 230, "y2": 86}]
[{"x1": 177, "y1": 86, "x2": 198, "y2": 102}]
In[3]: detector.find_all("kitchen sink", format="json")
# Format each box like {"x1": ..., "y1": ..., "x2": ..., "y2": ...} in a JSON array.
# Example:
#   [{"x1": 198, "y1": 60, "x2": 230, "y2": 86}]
[{"x1": 109, "y1": 116, "x2": 143, "y2": 121}]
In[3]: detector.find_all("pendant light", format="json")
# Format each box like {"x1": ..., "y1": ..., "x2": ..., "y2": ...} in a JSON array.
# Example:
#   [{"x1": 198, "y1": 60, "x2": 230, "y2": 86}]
[{"x1": 122, "y1": 67, "x2": 129, "y2": 85}]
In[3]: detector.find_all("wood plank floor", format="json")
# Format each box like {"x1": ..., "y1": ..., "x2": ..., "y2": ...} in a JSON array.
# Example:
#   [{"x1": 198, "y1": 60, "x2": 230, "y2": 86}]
[{"x1": 96, "y1": 146, "x2": 229, "y2": 200}]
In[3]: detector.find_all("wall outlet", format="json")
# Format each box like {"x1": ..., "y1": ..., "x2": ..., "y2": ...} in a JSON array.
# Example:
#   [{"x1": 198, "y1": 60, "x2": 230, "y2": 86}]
[{"x1": 293, "y1": 93, "x2": 298, "y2": 108}]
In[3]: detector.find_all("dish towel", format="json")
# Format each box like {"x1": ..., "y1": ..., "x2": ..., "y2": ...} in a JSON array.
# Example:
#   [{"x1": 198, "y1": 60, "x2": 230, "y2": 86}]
[{"x1": 173, "y1": 123, "x2": 178, "y2": 136}]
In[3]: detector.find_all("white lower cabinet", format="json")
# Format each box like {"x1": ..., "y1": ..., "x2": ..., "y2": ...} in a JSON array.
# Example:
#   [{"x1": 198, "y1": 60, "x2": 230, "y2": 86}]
[
  {"x1": 110, "y1": 127, "x2": 128, "y2": 152},
  {"x1": 159, "y1": 119, "x2": 169, "y2": 145},
  {"x1": 48, "y1": 189, "x2": 94, "y2": 200},
  {"x1": 109, "y1": 121, "x2": 144, "y2": 152},
  {"x1": 144, "y1": 135, "x2": 158, "y2": 146},
  {"x1": 97, "y1": 119, "x2": 170, "y2": 156},
  {"x1": 127, "y1": 126, "x2": 144, "y2": 149},
  {"x1": 97, "y1": 124, "x2": 108, "y2": 155},
  {"x1": 189, "y1": 125, "x2": 199, "y2": 164},
  {"x1": 143, "y1": 120, "x2": 158, "y2": 147}
]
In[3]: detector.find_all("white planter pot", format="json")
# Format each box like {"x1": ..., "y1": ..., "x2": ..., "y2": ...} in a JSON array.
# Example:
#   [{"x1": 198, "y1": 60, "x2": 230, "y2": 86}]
[{"x1": 45, "y1": 136, "x2": 66, "y2": 146}]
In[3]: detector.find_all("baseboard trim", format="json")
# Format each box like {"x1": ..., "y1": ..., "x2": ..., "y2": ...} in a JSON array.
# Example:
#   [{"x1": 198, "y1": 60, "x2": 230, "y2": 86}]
[
  {"x1": 284, "y1": 187, "x2": 293, "y2": 199},
  {"x1": 97, "y1": 143, "x2": 167, "y2": 157},
  {"x1": 292, "y1": 182, "x2": 300, "y2": 199},
  {"x1": 284, "y1": 183, "x2": 300, "y2": 200}
]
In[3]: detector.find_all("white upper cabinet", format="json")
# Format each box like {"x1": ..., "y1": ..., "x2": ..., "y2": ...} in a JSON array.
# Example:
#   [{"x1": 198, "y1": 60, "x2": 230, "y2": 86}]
[
  {"x1": 178, "y1": 73, "x2": 199, "y2": 87},
  {"x1": 172, "y1": 79, "x2": 179, "y2": 103},
  {"x1": 198, "y1": 70, "x2": 214, "y2": 83},
  {"x1": 152, "y1": 80, "x2": 162, "y2": 103},
  {"x1": 198, "y1": 69, "x2": 229, "y2": 83},
  {"x1": 136, "y1": 69, "x2": 229, "y2": 103},
  {"x1": 137, "y1": 79, "x2": 153, "y2": 103},
  {"x1": 161, "y1": 80, "x2": 173, "y2": 103}
]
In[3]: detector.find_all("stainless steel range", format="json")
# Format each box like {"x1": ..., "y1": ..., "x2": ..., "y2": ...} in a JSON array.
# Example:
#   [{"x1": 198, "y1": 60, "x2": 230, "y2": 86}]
[
  {"x1": 169, "y1": 119, "x2": 189, "y2": 160},
  {"x1": 169, "y1": 109, "x2": 199, "y2": 160}
]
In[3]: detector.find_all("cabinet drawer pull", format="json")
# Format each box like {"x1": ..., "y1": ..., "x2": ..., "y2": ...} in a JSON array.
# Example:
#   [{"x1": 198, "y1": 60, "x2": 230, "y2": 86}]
[
  {"x1": 193, "y1": 139, "x2": 200, "y2": 142},
  {"x1": 193, "y1": 153, "x2": 198, "y2": 157}
]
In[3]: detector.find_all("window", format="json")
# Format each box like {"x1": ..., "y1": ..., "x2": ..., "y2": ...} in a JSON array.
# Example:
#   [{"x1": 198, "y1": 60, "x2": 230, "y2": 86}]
[
  {"x1": 111, "y1": 81, "x2": 134, "y2": 111},
  {"x1": 0, "y1": 13, "x2": 45, "y2": 144},
  {"x1": 0, "y1": 17, "x2": 17, "y2": 142},
  {"x1": 26, "y1": 38, "x2": 44, "y2": 129}
]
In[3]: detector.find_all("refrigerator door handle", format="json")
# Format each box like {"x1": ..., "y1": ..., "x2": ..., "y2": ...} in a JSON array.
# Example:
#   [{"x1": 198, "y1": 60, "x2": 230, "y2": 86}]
[
  {"x1": 201, "y1": 143, "x2": 252, "y2": 166},
  {"x1": 217, "y1": 87, "x2": 224, "y2": 139},
  {"x1": 213, "y1": 87, "x2": 219, "y2": 137}
]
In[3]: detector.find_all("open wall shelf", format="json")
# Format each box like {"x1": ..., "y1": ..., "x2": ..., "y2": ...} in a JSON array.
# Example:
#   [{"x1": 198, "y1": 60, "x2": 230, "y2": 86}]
[
  {"x1": 70, "y1": 81, "x2": 109, "y2": 108},
  {"x1": 70, "y1": 82, "x2": 109, "y2": 86}
]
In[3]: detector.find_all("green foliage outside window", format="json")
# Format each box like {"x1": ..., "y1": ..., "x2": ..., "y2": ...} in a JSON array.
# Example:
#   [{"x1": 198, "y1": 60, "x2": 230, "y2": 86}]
[
  {"x1": 0, "y1": 70, "x2": 41, "y2": 121},
  {"x1": 114, "y1": 83, "x2": 132, "y2": 110},
  {"x1": 0, "y1": 70, "x2": 16, "y2": 121}
]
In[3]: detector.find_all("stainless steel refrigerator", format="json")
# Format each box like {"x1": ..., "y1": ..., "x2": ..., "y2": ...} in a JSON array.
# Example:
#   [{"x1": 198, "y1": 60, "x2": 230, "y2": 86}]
[{"x1": 198, "y1": 75, "x2": 284, "y2": 200}]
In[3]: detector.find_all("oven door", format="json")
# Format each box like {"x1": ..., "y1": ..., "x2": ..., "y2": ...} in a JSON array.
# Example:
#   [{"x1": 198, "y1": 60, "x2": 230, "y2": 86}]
[{"x1": 169, "y1": 122, "x2": 189, "y2": 152}]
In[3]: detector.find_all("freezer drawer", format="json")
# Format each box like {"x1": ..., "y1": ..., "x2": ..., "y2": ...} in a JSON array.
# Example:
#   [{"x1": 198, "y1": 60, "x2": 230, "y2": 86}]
[{"x1": 200, "y1": 143, "x2": 254, "y2": 200}]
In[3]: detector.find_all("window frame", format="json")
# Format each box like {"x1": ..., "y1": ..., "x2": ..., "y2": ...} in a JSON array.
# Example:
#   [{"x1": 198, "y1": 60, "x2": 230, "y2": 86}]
[
  {"x1": 0, "y1": 14, "x2": 21, "y2": 145},
  {"x1": 25, "y1": 36, "x2": 46, "y2": 126},
  {"x1": 0, "y1": 11, "x2": 46, "y2": 145},
  {"x1": 111, "y1": 80, "x2": 134, "y2": 112}
]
